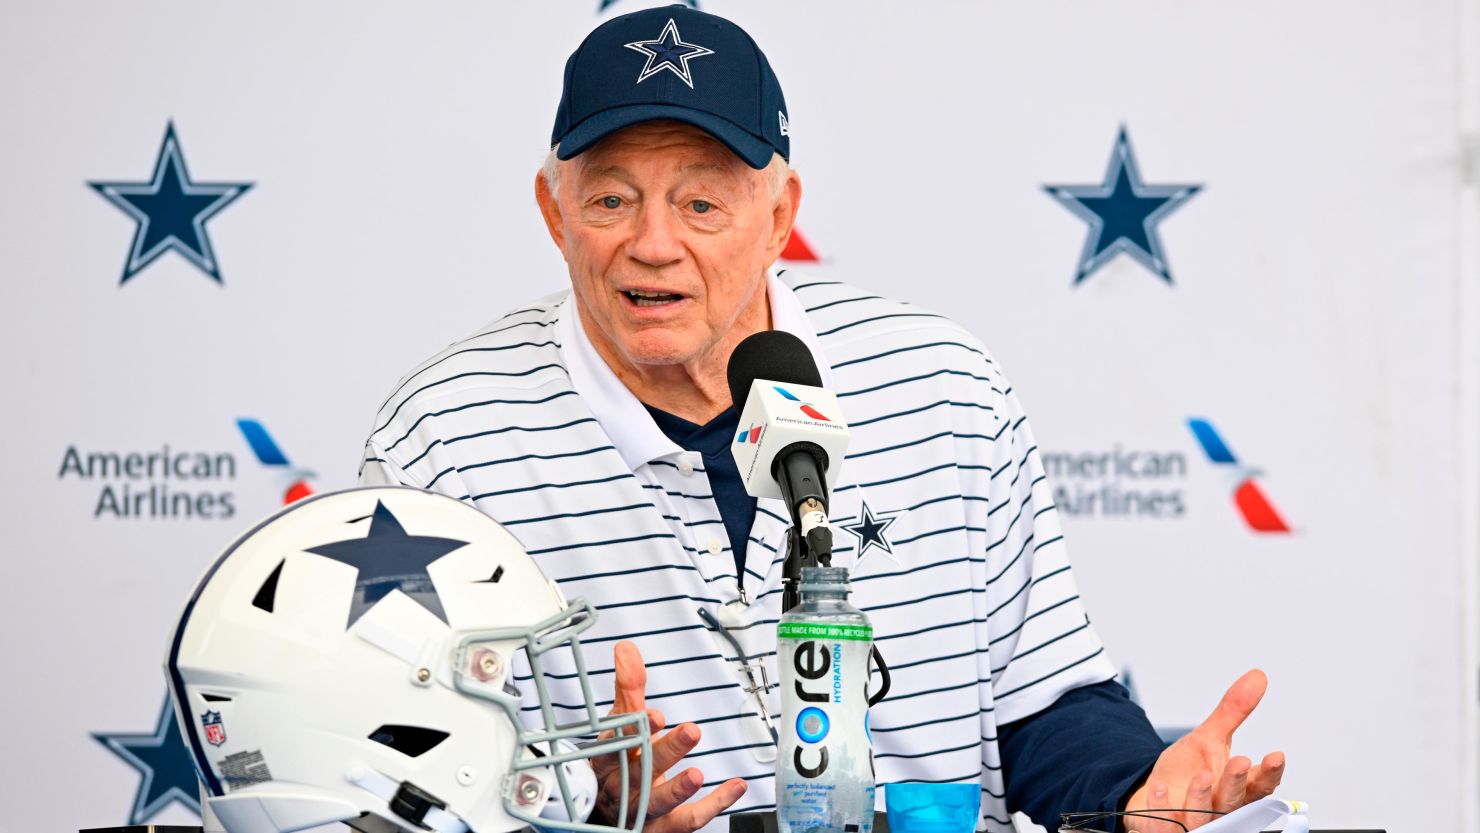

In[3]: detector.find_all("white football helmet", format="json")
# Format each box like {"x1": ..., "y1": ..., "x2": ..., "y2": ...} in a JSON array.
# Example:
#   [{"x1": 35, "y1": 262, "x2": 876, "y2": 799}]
[{"x1": 165, "y1": 486, "x2": 650, "y2": 833}]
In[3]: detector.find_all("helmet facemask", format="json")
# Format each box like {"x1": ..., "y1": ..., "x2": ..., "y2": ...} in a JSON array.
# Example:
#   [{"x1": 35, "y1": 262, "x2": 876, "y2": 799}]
[{"x1": 452, "y1": 598, "x2": 651, "y2": 833}]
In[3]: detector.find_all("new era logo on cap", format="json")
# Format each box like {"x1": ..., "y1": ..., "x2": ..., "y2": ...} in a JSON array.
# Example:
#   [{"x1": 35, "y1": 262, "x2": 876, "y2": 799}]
[{"x1": 551, "y1": 5, "x2": 790, "y2": 169}]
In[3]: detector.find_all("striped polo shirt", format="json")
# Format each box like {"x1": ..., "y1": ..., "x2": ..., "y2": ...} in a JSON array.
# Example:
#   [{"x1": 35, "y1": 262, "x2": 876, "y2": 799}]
[{"x1": 359, "y1": 270, "x2": 1118, "y2": 832}]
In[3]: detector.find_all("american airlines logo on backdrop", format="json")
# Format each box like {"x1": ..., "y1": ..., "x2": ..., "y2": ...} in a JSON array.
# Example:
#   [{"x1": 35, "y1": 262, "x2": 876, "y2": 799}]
[
  {"x1": 780, "y1": 228, "x2": 822, "y2": 263},
  {"x1": 1185, "y1": 418, "x2": 1291, "y2": 534},
  {"x1": 1043, "y1": 444, "x2": 1189, "y2": 520},
  {"x1": 55, "y1": 419, "x2": 314, "y2": 519},
  {"x1": 236, "y1": 418, "x2": 316, "y2": 505},
  {"x1": 1043, "y1": 417, "x2": 1291, "y2": 534}
]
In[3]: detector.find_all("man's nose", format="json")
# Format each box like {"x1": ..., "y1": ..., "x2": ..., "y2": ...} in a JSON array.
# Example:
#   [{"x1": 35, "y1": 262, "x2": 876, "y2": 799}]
[{"x1": 626, "y1": 201, "x2": 686, "y2": 267}]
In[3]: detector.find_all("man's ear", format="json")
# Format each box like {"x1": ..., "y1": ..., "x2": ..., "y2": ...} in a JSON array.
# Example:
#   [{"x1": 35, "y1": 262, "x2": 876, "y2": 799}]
[
  {"x1": 767, "y1": 170, "x2": 803, "y2": 264},
  {"x1": 535, "y1": 170, "x2": 567, "y2": 257}
]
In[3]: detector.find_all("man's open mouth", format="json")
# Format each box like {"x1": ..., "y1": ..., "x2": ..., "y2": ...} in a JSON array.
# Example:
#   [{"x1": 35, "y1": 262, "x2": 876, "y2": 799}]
[{"x1": 623, "y1": 289, "x2": 684, "y2": 307}]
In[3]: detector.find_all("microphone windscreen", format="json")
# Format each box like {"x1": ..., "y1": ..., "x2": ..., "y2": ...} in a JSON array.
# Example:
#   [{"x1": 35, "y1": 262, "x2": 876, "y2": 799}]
[{"x1": 726, "y1": 331, "x2": 823, "y2": 412}]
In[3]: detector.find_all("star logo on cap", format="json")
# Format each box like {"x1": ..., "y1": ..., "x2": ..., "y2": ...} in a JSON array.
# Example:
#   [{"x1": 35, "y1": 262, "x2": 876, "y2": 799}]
[
  {"x1": 625, "y1": 18, "x2": 714, "y2": 89},
  {"x1": 599, "y1": 0, "x2": 697, "y2": 10}
]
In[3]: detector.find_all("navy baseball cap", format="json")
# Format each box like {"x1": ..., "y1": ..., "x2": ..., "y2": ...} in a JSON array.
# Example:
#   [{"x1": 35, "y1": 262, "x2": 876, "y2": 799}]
[{"x1": 551, "y1": 5, "x2": 789, "y2": 169}]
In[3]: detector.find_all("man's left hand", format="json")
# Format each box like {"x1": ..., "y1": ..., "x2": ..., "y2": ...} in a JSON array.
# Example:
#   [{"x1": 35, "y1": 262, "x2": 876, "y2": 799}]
[{"x1": 1121, "y1": 669, "x2": 1286, "y2": 833}]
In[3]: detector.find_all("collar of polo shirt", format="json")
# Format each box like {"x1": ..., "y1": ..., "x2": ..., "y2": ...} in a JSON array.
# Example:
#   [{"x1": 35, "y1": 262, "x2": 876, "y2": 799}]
[{"x1": 557, "y1": 269, "x2": 834, "y2": 472}]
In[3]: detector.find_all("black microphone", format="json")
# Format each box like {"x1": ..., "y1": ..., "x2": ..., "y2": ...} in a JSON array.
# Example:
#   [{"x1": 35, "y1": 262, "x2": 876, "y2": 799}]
[
  {"x1": 726, "y1": 331, "x2": 831, "y2": 519},
  {"x1": 727, "y1": 331, "x2": 844, "y2": 611}
]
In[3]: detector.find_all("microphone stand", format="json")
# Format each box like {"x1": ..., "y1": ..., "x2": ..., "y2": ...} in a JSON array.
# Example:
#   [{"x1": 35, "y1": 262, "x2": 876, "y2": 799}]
[
  {"x1": 771, "y1": 441, "x2": 892, "y2": 702},
  {"x1": 779, "y1": 495, "x2": 891, "y2": 706},
  {"x1": 781, "y1": 496, "x2": 833, "y2": 613}
]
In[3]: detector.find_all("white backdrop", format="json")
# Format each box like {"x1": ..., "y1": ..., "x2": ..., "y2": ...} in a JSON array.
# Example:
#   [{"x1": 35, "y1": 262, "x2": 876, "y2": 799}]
[{"x1": 1, "y1": 2, "x2": 1476, "y2": 831}]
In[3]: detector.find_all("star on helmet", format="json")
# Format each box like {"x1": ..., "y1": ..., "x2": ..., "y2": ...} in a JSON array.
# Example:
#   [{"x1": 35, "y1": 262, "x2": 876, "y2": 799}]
[
  {"x1": 307, "y1": 500, "x2": 469, "y2": 628},
  {"x1": 624, "y1": 18, "x2": 715, "y2": 89}
]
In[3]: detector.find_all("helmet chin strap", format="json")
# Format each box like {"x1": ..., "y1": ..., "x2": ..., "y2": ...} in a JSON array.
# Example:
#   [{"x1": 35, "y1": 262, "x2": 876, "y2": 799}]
[{"x1": 346, "y1": 762, "x2": 470, "y2": 833}]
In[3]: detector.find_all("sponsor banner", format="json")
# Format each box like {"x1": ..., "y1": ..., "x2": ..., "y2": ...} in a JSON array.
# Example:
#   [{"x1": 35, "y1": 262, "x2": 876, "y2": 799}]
[
  {"x1": 1044, "y1": 419, "x2": 1291, "y2": 532},
  {"x1": 0, "y1": 2, "x2": 1468, "y2": 831}
]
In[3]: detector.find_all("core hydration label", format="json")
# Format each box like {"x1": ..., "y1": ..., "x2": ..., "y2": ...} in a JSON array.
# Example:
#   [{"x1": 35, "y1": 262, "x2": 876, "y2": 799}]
[
  {"x1": 777, "y1": 624, "x2": 875, "y2": 833},
  {"x1": 777, "y1": 623, "x2": 873, "y2": 641}
]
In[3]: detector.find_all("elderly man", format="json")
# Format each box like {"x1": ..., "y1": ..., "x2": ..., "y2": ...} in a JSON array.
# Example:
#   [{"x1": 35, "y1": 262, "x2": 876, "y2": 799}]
[{"x1": 359, "y1": 7, "x2": 1284, "y2": 833}]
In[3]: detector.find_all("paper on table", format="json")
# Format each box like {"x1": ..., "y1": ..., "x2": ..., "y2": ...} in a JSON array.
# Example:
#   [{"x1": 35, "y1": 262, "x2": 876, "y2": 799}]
[{"x1": 1184, "y1": 797, "x2": 1309, "y2": 833}]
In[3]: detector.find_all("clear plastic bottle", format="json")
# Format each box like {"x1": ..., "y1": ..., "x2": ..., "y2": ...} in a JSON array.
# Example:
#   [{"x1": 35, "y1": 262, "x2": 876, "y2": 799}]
[{"x1": 776, "y1": 566, "x2": 875, "y2": 833}]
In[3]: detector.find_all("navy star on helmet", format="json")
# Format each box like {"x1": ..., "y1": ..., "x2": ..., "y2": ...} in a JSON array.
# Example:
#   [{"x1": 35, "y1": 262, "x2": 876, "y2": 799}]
[
  {"x1": 551, "y1": 5, "x2": 790, "y2": 169},
  {"x1": 625, "y1": 18, "x2": 714, "y2": 88},
  {"x1": 306, "y1": 499, "x2": 469, "y2": 628}
]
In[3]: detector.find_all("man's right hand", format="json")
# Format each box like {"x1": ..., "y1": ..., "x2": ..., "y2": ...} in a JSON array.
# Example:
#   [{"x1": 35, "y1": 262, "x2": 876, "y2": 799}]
[{"x1": 591, "y1": 641, "x2": 748, "y2": 833}]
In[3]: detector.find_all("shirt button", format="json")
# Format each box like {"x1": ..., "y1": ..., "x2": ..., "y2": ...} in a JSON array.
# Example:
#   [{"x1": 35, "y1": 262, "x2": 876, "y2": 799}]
[
  {"x1": 707, "y1": 538, "x2": 723, "y2": 555},
  {"x1": 677, "y1": 459, "x2": 695, "y2": 476}
]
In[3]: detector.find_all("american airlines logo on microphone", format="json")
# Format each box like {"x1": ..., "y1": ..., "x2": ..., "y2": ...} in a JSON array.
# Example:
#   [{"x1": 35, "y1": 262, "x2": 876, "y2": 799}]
[
  {"x1": 731, "y1": 379, "x2": 850, "y2": 501},
  {"x1": 772, "y1": 385, "x2": 831, "y2": 422}
]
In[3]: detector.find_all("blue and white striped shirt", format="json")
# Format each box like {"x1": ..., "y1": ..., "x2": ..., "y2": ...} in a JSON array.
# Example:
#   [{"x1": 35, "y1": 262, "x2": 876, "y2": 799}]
[{"x1": 360, "y1": 270, "x2": 1118, "y2": 832}]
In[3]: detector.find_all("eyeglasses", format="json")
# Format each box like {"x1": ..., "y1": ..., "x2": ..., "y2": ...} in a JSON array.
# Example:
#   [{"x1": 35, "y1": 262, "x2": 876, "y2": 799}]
[
  {"x1": 697, "y1": 602, "x2": 779, "y2": 763},
  {"x1": 1060, "y1": 809, "x2": 1225, "y2": 833}
]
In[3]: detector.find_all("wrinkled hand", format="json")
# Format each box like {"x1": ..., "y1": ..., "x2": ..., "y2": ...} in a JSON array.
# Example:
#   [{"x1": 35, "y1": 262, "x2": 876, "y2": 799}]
[
  {"x1": 591, "y1": 641, "x2": 747, "y2": 833},
  {"x1": 1122, "y1": 670, "x2": 1286, "y2": 833}
]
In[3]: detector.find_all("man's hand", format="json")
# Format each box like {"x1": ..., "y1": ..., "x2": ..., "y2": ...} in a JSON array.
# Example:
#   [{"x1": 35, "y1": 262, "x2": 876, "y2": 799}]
[
  {"x1": 591, "y1": 641, "x2": 747, "y2": 833},
  {"x1": 1121, "y1": 669, "x2": 1286, "y2": 833}
]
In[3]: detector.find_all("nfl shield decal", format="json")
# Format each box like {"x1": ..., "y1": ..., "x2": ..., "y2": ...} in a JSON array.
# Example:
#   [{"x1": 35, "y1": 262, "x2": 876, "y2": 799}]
[{"x1": 201, "y1": 710, "x2": 226, "y2": 747}]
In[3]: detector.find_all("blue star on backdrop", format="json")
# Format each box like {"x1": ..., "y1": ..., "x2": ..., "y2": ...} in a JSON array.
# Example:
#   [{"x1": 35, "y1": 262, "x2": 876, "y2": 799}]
[
  {"x1": 93, "y1": 695, "x2": 201, "y2": 824},
  {"x1": 625, "y1": 18, "x2": 715, "y2": 89},
  {"x1": 841, "y1": 502, "x2": 899, "y2": 560},
  {"x1": 89, "y1": 122, "x2": 252, "y2": 286},
  {"x1": 601, "y1": 0, "x2": 698, "y2": 11},
  {"x1": 308, "y1": 500, "x2": 469, "y2": 628},
  {"x1": 1043, "y1": 126, "x2": 1200, "y2": 286}
]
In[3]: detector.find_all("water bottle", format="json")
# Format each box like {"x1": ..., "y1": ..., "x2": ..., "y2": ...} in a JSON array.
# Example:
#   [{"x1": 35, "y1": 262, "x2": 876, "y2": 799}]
[{"x1": 777, "y1": 566, "x2": 875, "y2": 833}]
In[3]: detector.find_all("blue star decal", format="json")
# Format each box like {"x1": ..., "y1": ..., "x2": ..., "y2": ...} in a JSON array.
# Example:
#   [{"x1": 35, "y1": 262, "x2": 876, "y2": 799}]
[
  {"x1": 1043, "y1": 126, "x2": 1200, "y2": 286},
  {"x1": 307, "y1": 500, "x2": 469, "y2": 628},
  {"x1": 93, "y1": 695, "x2": 201, "y2": 824},
  {"x1": 601, "y1": 0, "x2": 697, "y2": 10},
  {"x1": 624, "y1": 18, "x2": 715, "y2": 89},
  {"x1": 840, "y1": 502, "x2": 899, "y2": 559},
  {"x1": 89, "y1": 122, "x2": 252, "y2": 286}
]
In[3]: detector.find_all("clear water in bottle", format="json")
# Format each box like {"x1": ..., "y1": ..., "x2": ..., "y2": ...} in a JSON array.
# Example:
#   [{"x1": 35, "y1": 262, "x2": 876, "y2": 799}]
[{"x1": 776, "y1": 566, "x2": 875, "y2": 833}]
